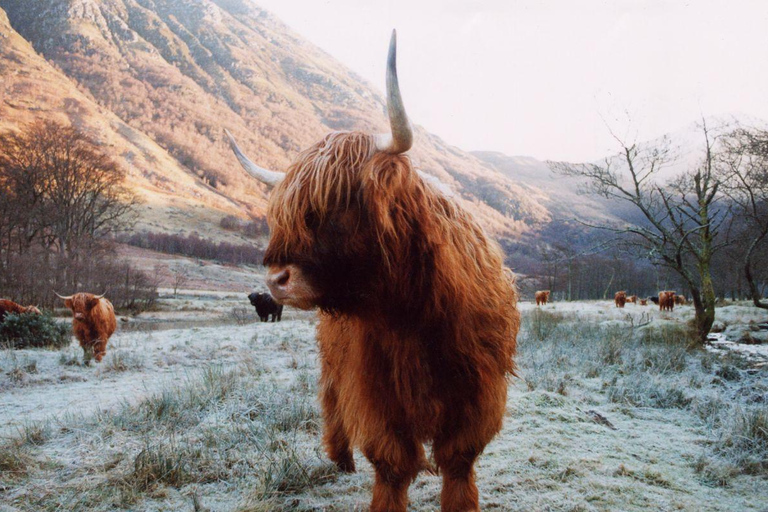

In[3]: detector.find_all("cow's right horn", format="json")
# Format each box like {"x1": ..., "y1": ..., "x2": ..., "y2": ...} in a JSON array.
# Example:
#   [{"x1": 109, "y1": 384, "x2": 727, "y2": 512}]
[
  {"x1": 54, "y1": 291, "x2": 73, "y2": 300},
  {"x1": 224, "y1": 129, "x2": 285, "y2": 187},
  {"x1": 375, "y1": 30, "x2": 413, "y2": 155}
]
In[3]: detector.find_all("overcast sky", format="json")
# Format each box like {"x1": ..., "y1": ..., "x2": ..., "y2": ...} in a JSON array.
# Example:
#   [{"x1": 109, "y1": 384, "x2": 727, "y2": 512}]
[{"x1": 251, "y1": 0, "x2": 768, "y2": 162}]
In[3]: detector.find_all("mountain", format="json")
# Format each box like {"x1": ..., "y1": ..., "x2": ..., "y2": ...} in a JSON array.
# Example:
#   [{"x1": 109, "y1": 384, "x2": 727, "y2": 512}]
[
  {"x1": 0, "y1": 0, "x2": 550, "y2": 246},
  {"x1": 472, "y1": 151, "x2": 623, "y2": 225}
]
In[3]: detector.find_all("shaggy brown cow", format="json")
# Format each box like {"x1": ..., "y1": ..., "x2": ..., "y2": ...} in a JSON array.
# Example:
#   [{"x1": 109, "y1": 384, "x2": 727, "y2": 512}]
[
  {"x1": 626, "y1": 295, "x2": 637, "y2": 304},
  {"x1": 659, "y1": 290, "x2": 676, "y2": 312},
  {"x1": 225, "y1": 31, "x2": 519, "y2": 512},
  {"x1": 0, "y1": 299, "x2": 41, "y2": 323},
  {"x1": 639, "y1": 299, "x2": 648, "y2": 306},
  {"x1": 674, "y1": 294, "x2": 687, "y2": 305},
  {"x1": 614, "y1": 290, "x2": 627, "y2": 308},
  {"x1": 535, "y1": 290, "x2": 550, "y2": 306},
  {"x1": 57, "y1": 292, "x2": 116, "y2": 363}
]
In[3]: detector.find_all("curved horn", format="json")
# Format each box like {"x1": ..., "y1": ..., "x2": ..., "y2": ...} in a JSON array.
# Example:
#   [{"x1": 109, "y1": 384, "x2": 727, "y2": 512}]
[
  {"x1": 375, "y1": 30, "x2": 413, "y2": 154},
  {"x1": 54, "y1": 291, "x2": 73, "y2": 300},
  {"x1": 93, "y1": 291, "x2": 107, "y2": 300},
  {"x1": 224, "y1": 129, "x2": 284, "y2": 187}
]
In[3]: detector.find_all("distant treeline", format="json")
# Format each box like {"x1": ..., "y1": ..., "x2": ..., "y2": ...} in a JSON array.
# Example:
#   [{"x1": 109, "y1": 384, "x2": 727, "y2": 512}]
[
  {"x1": 219, "y1": 215, "x2": 269, "y2": 239},
  {"x1": 0, "y1": 120, "x2": 156, "y2": 311},
  {"x1": 118, "y1": 232, "x2": 264, "y2": 266}
]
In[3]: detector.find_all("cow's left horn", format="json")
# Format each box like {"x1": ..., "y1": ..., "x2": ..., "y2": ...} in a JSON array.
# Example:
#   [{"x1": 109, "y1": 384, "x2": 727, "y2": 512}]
[
  {"x1": 224, "y1": 129, "x2": 284, "y2": 187},
  {"x1": 375, "y1": 30, "x2": 413, "y2": 154},
  {"x1": 93, "y1": 292, "x2": 106, "y2": 299}
]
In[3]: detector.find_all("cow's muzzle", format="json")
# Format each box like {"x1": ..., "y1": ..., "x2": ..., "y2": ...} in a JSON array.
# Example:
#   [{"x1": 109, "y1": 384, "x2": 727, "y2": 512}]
[{"x1": 265, "y1": 264, "x2": 318, "y2": 310}]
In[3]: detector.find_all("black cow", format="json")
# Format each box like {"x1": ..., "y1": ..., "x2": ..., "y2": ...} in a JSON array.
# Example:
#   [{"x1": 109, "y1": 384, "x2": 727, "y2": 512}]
[
  {"x1": 248, "y1": 292, "x2": 283, "y2": 322},
  {"x1": 649, "y1": 296, "x2": 660, "y2": 305}
]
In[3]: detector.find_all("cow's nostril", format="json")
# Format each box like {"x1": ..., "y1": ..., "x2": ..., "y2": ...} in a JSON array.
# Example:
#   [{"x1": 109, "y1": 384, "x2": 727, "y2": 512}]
[{"x1": 276, "y1": 269, "x2": 290, "y2": 286}]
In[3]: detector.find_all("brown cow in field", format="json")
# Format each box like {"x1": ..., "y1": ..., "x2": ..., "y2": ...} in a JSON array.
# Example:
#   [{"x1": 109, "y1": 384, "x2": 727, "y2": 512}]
[
  {"x1": 626, "y1": 295, "x2": 637, "y2": 304},
  {"x1": 674, "y1": 294, "x2": 687, "y2": 305},
  {"x1": 535, "y1": 290, "x2": 550, "y2": 306},
  {"x1": 659, "y1": 291, "x2": 676, "y2": 312},
  {"x1": 614, "y1": 290, "x2": 627, "y2": 308},
  {"x1": 225, "y1": 31, "x2": 519, "y2": 512},
  {"x1": 639, "y1": 299, "x2": 648, "y2": 306},
  {"x1": 57, "y1": 292, "x2": 116, "y2": 363},
  {"x1": 0, "y1": 299, "x2": 41, "y2": 323}
]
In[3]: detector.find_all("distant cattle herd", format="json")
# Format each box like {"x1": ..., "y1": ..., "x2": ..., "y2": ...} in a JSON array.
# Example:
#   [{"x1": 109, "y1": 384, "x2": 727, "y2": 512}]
[{"x1": 533, "y1": 289, "x2": 688, "y2": 310}]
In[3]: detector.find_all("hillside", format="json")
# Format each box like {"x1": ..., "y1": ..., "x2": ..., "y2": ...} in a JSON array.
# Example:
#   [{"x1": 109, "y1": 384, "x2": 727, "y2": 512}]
[
  {"x1": 472, "y1": 151, "x2": 622, "y2": 225},
  {"x1": 0, "y1": 0, "x2": 550, "y2": 246}
]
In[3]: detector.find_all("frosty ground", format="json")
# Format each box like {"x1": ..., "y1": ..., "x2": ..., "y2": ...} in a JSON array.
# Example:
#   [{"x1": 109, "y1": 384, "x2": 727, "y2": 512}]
[{"x1": 1, "y1": 297, "x2": 766, "y2": 511}]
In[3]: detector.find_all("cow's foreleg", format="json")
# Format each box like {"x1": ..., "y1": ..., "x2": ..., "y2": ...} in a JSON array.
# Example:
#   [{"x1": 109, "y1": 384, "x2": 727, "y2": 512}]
[
  {"x1": 93, "y1": 338, "x2": 108, "y2": 363},
  {"x1": 364, "y1": 435, "x2": 420, "y2": 512},
  {"x1": 320, "y1": 379, "x2": 355, "y2": 472}
]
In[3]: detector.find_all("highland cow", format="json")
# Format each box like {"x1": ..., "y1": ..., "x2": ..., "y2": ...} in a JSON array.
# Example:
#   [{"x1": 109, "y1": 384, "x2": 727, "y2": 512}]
[
  {"x1": 248, "y1": 292, "x2": 283, "y2": 322},
  {"x1": 626, "y1": 295, "x2": 637, "y2": 304},
  {"x1": 57, "y1": 292, "x2": 116, "y2": 363},
  {"x1": 535, "y1": 290, "x2": 550, "y2": 306},
  {"x1": 674, "y1": 294, "x2": 687, "y2": 305},
  {"x1": 659, "y1": 290, "x2": 676, "y2": 312},
  {"x1": 615, "y1": 290, "x2": 627, "y2": 308},
  {"x1": 225, "y1": 31, "x2": 519, "y2": 512},
  {"x1": 0, "y1": 299, "x2": 41, "y2": 323},
  {"x1": 640, "y1": 299, "x2": 648, "y2": 306}
]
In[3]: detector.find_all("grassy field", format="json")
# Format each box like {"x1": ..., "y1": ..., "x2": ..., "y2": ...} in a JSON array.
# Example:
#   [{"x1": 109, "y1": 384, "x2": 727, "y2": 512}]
[{"x1": 0, "y1": 299, "x2": 766, "y2": 511}]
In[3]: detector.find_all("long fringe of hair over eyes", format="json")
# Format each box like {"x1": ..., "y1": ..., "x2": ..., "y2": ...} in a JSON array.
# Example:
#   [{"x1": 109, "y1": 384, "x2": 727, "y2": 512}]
[{"x1": 265, "y1": 130, "x2": 518, "y2": 374}]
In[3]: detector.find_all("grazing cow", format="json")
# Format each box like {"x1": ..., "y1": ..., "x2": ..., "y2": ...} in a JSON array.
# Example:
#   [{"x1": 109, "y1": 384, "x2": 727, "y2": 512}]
[
  {"x1": 225, "y1": 31, "x2": 519, "y2": 512},
  {"x1": 535, "y1": 290, "x2": 550, "y2": 306},
  {"x1": 649, "y1": 296, "x2": 659, "y2": 305},
  {"x1": 57, "y1": 292, "x2": 116, "y2": 363},
  {"x1": 614, "y1": 290, "x2": 627, "y2": 308},
  {"x1": 248, "y1": 292, "x2": 283, "y2": 322},
  {"x1": 674, "y1": 294, "x2": 687, "y2": 305},
  {"x1": 658, "y1": 291, "x2": 676, "y2": 312},
  {"x1": 639, "y1": 299, "x2": 648, "y2": 306},
  {"x1": 626, "y1": 295, "x2": 637, "y2": 304},
  {"x1": 0, "y1": 299, "x2": 41, "y2": 323}
]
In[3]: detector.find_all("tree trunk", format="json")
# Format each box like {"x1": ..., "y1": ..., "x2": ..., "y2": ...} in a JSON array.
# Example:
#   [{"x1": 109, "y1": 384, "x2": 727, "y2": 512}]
[
  {"x1": 690, "y1": 262, "x2": 717, "y2": 345},
  {"x1": 744, "y1": 237, "x2": 768, "y2": 310}
]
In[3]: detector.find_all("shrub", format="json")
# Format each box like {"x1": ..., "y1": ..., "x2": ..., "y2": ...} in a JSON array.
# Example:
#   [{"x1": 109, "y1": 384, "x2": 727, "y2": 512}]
[
  {"x1": 713, "y1": 405, "x2": 768, "y2": 476},
  {"x1": 525, "y1": 309, "x2": 564, "y2": 341},
  {"x1": 230, "y1": 307, "x2": 254, "y2": 326},
  {"x1": 0, "y1": 313, "x2": 70, "y2": 349}
]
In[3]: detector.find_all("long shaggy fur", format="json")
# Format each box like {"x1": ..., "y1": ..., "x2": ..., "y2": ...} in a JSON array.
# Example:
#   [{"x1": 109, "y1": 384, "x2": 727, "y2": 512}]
[
  {"x1": 64, "y1": 293, "x2": 117, "y2": 363},
  {"x1": 264, "y1": 131, "x2": 519, "y2": 511}
]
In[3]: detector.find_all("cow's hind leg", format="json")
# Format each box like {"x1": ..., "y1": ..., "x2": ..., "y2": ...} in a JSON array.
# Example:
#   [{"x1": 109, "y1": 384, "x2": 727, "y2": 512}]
[
  {"x1": 364, "y1": 435, "x2": 421, "y2": 512},
  {"x1": 320, "y1": 379, "x2": 355, "y2": 472},
  {"x1": 434, "y1": 441, "x2": 482, "y2": 512}
]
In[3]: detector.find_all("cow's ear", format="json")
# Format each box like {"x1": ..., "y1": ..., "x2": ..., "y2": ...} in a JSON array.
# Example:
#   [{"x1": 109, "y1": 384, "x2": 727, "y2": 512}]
[{"x1": 64, "y1": 299, "x2": 73, "y2": 309}]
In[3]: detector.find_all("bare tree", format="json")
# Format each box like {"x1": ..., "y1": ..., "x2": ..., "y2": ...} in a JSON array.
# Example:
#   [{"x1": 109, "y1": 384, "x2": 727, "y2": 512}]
[
  {"x1": 550, "y1": 121, "x2": 730, "y2": 344},
  {"x1": 171, "y1": 267, "x2": 190, "y2": 297},
  {"x1": 720, "y1": 128, "x2": 768, "y2": 309},
  {"x1": 0, "y1": 120, "x2": 146, "y2": 307}
]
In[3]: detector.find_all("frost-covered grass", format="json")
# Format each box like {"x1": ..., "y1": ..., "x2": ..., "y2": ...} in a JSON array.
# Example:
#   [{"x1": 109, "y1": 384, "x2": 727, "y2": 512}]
[{"x1": 0, "y1": 301, "x2": 766, "y2": 511}]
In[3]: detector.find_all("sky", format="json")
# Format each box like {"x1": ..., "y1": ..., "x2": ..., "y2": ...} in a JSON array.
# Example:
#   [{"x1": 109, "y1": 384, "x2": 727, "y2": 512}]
[{"x1": 251, "y1": 0, "x2": 768, "y2": 162}]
